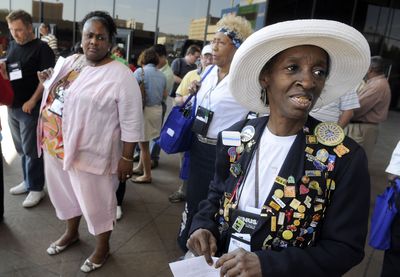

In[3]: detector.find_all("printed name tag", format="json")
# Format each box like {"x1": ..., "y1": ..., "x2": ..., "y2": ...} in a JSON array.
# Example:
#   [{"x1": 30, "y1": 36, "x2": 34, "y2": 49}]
[
  {"x1": 222, "y1": 131, "x2": 241, "y2": 146},
  {"x1": 228, "y1": 233, "x2": 251, "y2": 252},
  {"x1": 9, "y1": 70, "x2": 22, "y2": 81},
  {"x1": 8, "y1": 62, "x2": 23, "y2": 81}
]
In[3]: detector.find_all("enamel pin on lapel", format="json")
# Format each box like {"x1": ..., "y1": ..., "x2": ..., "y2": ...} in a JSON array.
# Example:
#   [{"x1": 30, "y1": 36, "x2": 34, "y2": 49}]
[{"x1": 314, "y1": 122, "x2": 345, "y2": 146}]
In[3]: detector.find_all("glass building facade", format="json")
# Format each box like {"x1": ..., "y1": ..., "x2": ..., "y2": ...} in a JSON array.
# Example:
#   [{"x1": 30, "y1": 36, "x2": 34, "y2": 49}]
[
  {"x1": 0, "y1": 1, "x2": 156, "y2": 64},
  {"x1": 265, "y1": 0, "x2": 400, "y2": 109}
]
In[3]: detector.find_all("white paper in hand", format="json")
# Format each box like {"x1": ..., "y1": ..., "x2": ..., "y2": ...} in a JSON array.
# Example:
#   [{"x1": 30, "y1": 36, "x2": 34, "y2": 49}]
[{"x1": 169, "y1": 256, "x2": 219, "y2": 277}]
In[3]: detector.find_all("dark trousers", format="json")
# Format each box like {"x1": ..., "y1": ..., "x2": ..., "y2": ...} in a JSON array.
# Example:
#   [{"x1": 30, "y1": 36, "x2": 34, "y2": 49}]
[
  {"x1": 116, "y1": 181, "x2": 126, "y2": 206},
  {"x1": 0, "y1": 143, "x2": 4, "y2": 220},
  {"x1": 177, "y1": 138, "x2": 216, "y2": 251},
  {"x1": 382, "y1": 213, "x2": 400, "y2": 276}
]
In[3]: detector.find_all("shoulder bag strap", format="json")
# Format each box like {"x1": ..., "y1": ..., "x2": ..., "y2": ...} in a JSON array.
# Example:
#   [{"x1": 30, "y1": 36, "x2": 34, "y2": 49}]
[
  {"x1": 180, "y1": 65, "x2": 215, "y2": 109},
  {"x1": 141, "y1": 67, "x2": 145, "y2": 87}
]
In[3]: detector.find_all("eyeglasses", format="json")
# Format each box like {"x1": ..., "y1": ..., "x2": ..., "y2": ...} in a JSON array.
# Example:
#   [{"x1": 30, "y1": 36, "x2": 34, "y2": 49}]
[{"x1": 211, "y1": 39, "x2": 233, "y2": 47}]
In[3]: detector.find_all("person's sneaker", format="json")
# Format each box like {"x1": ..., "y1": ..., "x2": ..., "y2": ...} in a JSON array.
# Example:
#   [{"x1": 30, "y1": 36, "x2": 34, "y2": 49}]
[
  {"x1": 9, "y1": 181, "x2": 28, "y2": 195},
  {"x1": 22, "y1": 191, "x2": 45, "y2": 208},
  {"x1": 116, "y1": 206, "x2": 123, "y2": 220},
  {"x1": 168, "y1": 190, "x2": 185, "y2": 203}
]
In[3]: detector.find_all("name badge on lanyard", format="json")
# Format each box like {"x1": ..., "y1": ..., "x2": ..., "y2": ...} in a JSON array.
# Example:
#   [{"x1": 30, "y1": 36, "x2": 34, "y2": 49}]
[
  {"x1": 8, "y1": 62, "x2": 23, "y2": 81},
  {"x1": 227, "y1": 208, "x2": 260, "y2": 253},
  {"x1": 192, "y1": 105, "x2": 214, "y2": 137}
]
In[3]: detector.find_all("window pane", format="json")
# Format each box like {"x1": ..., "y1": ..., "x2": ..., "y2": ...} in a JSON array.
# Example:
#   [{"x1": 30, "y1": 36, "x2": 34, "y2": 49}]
[{"x1": 389, "y1": 8, "x2": 400, "y2": 40}]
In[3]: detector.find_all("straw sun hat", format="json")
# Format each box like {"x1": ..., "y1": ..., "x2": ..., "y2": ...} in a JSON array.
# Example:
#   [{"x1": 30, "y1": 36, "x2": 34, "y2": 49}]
[{"x1": 229, "y1": 19, "x2": 371, "y2": 114}]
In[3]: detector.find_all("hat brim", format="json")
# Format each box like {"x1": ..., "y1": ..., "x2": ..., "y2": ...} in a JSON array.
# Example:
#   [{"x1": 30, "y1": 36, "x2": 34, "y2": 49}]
[
  {"x1": 201, "y1": 45, "x2": 212, "y2": 56},
  {"x1": 229, "y1": 19, "x2": 371, "y2": 114}
]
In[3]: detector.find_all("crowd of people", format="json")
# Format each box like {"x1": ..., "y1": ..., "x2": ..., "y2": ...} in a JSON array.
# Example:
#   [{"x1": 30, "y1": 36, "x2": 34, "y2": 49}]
[{"x1": 0, "y1": 8, "x2": 398, "y2": 276}]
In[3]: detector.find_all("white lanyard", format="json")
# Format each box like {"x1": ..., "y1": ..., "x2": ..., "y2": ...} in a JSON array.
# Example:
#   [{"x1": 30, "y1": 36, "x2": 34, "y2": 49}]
[
  {"x1": 236, "y1": 145, "x2": 260, "y2": 208},
  {"x1": 254, "y1": 145, "x2": 261, "y2": 208}
]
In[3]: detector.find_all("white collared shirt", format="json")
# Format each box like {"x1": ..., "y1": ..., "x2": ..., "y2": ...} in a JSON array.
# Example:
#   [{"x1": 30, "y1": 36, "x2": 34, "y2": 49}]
[{"x1": 194, "y1": 65, "x2": 249, "y2": 139}]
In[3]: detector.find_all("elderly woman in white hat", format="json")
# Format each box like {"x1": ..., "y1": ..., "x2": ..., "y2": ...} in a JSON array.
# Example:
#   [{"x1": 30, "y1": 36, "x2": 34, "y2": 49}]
[
  {"x1": 187, "y1": 19, "x2": 371, "y2": 276},
  {"x1": 177, "y1": 14, "x2": 253, "y2": 251}
]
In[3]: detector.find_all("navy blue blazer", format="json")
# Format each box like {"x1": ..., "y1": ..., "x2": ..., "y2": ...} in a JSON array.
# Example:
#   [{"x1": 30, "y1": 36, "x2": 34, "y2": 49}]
[{"x1": 190, "y1": 116, "x2": 370, "y2": 277}]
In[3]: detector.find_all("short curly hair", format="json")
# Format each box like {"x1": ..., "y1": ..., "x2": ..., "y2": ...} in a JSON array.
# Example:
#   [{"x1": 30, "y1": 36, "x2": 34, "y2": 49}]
[
  {"x1": 81, "y1": 11, "x2": 117, "y2": 43},
  {"x1": 141, "y1": 48, "x2": 159, "y2": 66},
  {"x1": 216, "y1": 14, "x2": 253, "y2": 42}
]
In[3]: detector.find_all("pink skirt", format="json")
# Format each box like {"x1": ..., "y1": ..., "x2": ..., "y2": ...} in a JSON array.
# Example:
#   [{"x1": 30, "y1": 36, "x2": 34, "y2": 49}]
[{"x1": 44, "y1": 151, "x2": 118, "y2": 235}]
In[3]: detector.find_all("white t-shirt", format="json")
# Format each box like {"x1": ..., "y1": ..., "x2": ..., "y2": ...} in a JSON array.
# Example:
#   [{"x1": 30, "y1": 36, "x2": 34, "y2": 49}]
[
  {"x1": 195, "y1": 65, "x2": 249, "y2": 139},
  {"x1": 238, "y1": 127, "x2": 297, "y2": 211}
]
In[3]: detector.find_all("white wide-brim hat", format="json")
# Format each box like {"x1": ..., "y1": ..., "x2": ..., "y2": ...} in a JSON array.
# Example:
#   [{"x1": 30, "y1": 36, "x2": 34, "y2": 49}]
[{"x1": 229, "y1": 19, "x2": 371, "y2": 114}]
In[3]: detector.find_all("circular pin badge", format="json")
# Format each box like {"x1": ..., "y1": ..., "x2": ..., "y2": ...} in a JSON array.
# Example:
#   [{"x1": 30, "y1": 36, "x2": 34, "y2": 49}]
[
  {"x1": 282, "y1": 230, "x2": 293, "y2": 240},
  {"x1": 274, "y1": 189, "x2": 284, "y2": 198},
  {"x1": 314, "y1": 122, "x2": 345, "y2": 146},
  {"x1": 240, "y1": 125, "x2": 255, "y2": 142},
  {"x1": 294, "y1": 219, "x2": 301, "y2": 226},
  {"x1": 301, "y1": 175, "x2": 310, "y2": 184},
  {"x1": 227, "y1": 147, "x2": 236, "y2": 157},
  {"x1": 297, "y1": 205, "x2": 306, "y2": 213},
  {"x1": 236, "y1": 144, "x2": 244, "y2": 154},
  {"x1": 309, "y1": 180, "x2": 320, "y2": 190}
]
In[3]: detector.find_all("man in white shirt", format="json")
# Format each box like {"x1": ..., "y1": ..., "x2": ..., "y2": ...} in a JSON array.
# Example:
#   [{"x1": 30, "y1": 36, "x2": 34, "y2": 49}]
[{"x1": 310, "y1": 89, "x2": 360, "y2": 128}]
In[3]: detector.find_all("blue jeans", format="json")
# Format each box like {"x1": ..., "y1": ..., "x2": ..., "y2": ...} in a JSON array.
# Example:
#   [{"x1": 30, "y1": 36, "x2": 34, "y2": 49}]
[
  {"x1": 150, "y1": 101, "x2": 167, "y2": 161},
  {"x1": 7, "y1": 105, "x2": 44, "y2": 191}
]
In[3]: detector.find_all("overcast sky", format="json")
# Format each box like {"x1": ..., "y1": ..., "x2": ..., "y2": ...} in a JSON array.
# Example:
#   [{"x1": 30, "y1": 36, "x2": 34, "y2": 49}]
[{"x1": 1, "y1": 0, "x2": 237, "y2": 35}]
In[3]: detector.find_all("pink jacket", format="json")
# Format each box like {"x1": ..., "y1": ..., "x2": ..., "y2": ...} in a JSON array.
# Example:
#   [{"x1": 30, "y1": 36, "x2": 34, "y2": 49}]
[{"x1": 37, "y1": 55, "x2": 144, "y2": 175}]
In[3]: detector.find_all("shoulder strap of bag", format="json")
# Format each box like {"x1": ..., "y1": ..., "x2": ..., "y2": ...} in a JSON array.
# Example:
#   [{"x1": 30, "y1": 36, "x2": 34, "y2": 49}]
[{"x1": 179, "y1": 65, "x2": 215, "y2": 109}]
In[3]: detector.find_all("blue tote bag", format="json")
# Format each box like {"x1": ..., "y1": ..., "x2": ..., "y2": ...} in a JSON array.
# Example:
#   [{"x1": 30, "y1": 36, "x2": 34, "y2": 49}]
[
  {"x1": 369, "y1": 178, "x2": 400, "y2": 250},
  {"x1": 159, "y1": 65, "x2": 214, "y2": 154}
]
